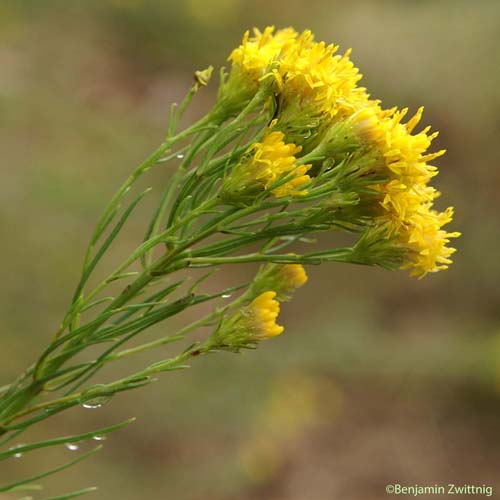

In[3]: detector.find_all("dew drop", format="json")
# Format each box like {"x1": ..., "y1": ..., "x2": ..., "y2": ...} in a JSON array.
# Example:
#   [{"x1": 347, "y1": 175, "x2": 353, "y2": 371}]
[
  {"x1": 80, "y1": 395, "x2": 111, "y2": 409},
  {"x1": 9, "y1": 444, "x2": 25, "y2": 458},
  {"x1": 176, "y1": 153, "x2": 185, "y2": 159},
  {"x1": 92, "y1": 435, "x2": 107, "y2": 442},
  {"x1": 82, "y1": 401, "x2": 100, "y2": 409},
  {"x1": 65, "y1": 443, "x2": 79, "y2": 451},
  {"x1": 221, "y1": 294, "x2": 232, "y2": 299}
]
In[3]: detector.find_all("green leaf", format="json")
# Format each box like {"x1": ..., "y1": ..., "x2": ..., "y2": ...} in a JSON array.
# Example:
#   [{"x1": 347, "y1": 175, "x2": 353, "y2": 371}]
[
  {"x1": 0, "y1": 446, "x2": 102, "y2": 492},
  {"x1": 36, "y1": 486, "x2": 98, "y2": 500},
  {"x1": 0, "y1": 419, "x2": 134, "y2": 460},
  {"x1": 72, "y1": 188, "x2": 152, "y2": 304}
]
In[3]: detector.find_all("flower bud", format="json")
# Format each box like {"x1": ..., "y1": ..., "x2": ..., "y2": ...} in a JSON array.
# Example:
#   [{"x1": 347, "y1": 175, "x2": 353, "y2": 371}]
[
  {"x1": 251, "y1": 263, "x2": 308, "y2": 301},
  {"x1": 208, "y1": 291, "x2": 284, "y2": 351}
]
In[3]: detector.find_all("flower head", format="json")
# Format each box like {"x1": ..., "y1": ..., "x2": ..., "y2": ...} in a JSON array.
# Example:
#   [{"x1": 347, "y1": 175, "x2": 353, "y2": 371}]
[
  {"x1": 277, "y1": 30, "x2": 368, "y2": 118},
  {"x1": 251, "y1": 263, "x2": 308, "y2": 301},
  {"x1": 277, "y1": 263, "x2": 308, "y2": 289},
  {"x1": 351, "y1": 105, "x2": 443, "y2": 186},
  {"x1": 208, "y1": 291, "x2": 285, "y2": 351},
  {"x1": 220, "y1": 130, "x2": 311, "y2": 204},
  {"x1": 226, "y1": 27, "x2": 369, "y2": 143},
  {"x1": 228, "y1": 26, "x2": 298, "y2": 82},
  {"x1": 250, "y1": 291, "x2": 284, "y2": 339},
  {"x1": 347, "y1": 104, "x2": 460, "y2": 277},
  {"x1": 399, "y1": 206, "x2": 461, "y2": 278}
]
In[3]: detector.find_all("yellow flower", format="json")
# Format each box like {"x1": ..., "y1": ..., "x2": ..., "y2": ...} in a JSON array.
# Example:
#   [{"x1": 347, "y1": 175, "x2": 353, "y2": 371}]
[
  {"x1": 349, "y1": 104, "x2": 459, "y2": 277},
  {"x1": 220, "y1": 130, "x2": 311, "y2": 203},
  {"x1": 379, "y1": 180, "x2": 439, "y2": 224},
  {"x1": 250, "y1": 262, "x2": 308, "y2": 301},
  {"x1": 250, "y1": 291, "x2": 284, "y2": 339},
  {"x1": 279, "y1": 264, "x2": 308, "y2": 289},
  {"x1": 400, "y1": 206, "x2": 461, "y2": 278},
  {"x1": 228, "y1": 26, "x2": 298, "y2": 82},
  {"x1": 252, "y1": 131, "x2": 311, "y2": 197},
  {"x1": 207, "y1": 291, "x2": 286, "y2": 350},
  {"x1": 278, "y1": 30, "x2": 368, "y2": 117},
  {"x1": 351, "y1": 104, "x2": 443, "y2": 187},
  {"x1": 229, "y1": 27, "x2": 368, "y2": 120}
]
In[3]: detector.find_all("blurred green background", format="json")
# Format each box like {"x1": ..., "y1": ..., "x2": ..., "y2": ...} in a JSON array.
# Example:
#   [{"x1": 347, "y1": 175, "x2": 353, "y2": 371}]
[{"x1": 1, "y1": 1, "x2": 499, "y2": 499}]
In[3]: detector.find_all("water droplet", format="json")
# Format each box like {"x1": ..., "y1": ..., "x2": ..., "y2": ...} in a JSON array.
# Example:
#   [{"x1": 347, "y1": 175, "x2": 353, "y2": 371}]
[
  {"x1": 65, "y1": 443, "x2": 79, "y2": 451},
  {"x1": 80, "y1": 396, "x2": 111, "y2": 409},
  {"x1": 79, "y1": 385, "x2": 112, "y2": 409},
  {"x1": 92, "y1": 435, "x2": 107, "y2": 442},
  {"x1": 9, "y1": 444, "x2": 25, "y2": 458},
  {"x1": 221, "y1": 294, "x2": 232, "y2": 299},
  {"x1": 176, "y1": 153, "x2": 184, "y2": 159}
]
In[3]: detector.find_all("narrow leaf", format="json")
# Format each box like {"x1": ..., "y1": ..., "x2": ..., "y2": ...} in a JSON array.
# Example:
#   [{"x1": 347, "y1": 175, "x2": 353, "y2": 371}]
[
  {"x1": 37, "y1": 486, "x2": 98, "y2": 500},
  {"x1": 0, "y1": 446, "x2": 102, "y2": 492},
  {"x1": 0, "y1": 419, "x2": 134, "y2": 461}
]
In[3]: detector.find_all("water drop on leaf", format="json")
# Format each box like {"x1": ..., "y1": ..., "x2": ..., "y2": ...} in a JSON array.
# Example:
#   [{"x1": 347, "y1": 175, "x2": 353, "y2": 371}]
[
  {"x1": 9, "y1": 444, "x2": 25, "y2": 458},
  {"x1": 80, "y1": 395, "x2": 111, "y2": 409}
]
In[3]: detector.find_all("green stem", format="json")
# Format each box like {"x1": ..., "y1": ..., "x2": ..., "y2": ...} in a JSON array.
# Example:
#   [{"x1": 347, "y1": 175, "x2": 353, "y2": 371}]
[
  {"x1": 5, "y1": 347, "x2": 195, "y2": 426},
  {"x1": 80, "y1": 117, "x2": 209, "y2": 278},
  {"x1": 22, "y1": 198, "x2": 218, "y2": 391},
  {"x1": 109, "y1": 289, "x2": 249, "y2": 361},
  {"x1": 185, "y1": 248, "x2": 355, "y2": 266}
]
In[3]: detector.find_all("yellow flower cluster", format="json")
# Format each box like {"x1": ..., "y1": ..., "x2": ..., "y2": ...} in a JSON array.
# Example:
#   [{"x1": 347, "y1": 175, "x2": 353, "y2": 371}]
[
  {"x1": 249, "y1": 291, "x2": 284, "y2": 339},
  {"x1": 225, "y1": 27, "x2": 366, "y2": 203},
  {"x1": 225, "y1": 26, "x2": 459, "y2": 278},
  {"x1": 350, "y1": 104, "x2": 460, "y2": 277},
  {"x1": 229, "y1": 26, "x2": 367, "y2": 117}
]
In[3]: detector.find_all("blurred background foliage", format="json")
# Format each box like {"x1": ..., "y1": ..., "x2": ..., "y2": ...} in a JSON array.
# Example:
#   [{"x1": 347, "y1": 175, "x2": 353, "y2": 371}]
[{"x1": 0, "y1": 1, "x2": 499, "y2": 499}]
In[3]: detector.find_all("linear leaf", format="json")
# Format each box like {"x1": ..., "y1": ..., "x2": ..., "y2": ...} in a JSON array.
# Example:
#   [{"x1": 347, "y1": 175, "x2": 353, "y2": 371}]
[
  {"x1": 0, "y1": 446, "x2": 102, "y2": 492},
  {"x1": 0, "y1": 419, "x2": 134, "y2": 461},
  {"x1": 37, "y1": 486, "x2": 98, "y2": 500},
  {"x1": 72, "y1": 188, "x2": 152, "y2": 305}
]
